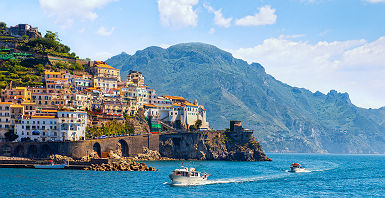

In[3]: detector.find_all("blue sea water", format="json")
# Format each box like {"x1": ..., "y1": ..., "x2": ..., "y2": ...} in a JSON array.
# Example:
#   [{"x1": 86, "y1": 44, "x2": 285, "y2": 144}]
[{"x1": 1, "y1": 153, "x2": 385, "y2": 197}]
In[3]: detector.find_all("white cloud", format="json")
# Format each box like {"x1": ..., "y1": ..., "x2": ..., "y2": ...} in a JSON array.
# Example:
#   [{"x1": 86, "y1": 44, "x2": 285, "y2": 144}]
[
  {"x1": 209, "y1": 28, "x2": 215, "y2": 34},
  {"x1": 39, "y1": 0, "x2": 118, "y2": 28},
  {"x1": 230, "y1": 36, "x2": 385, "y2": 108},
  {"x1": 158, "y1": 0, "x2": 199, "y2": 28},
  {"x1": 235, "y1": 5, "x2": 277, "y2": 27},
  {"x1": 204, "y1": 4, "x2": 232, "y2": 28},
  {"x1": 96, "y1": 26, "x2": 115, "y2": 36},
  {"x1": 366, "y1": 0, "x2": 385, "y2": 3}
]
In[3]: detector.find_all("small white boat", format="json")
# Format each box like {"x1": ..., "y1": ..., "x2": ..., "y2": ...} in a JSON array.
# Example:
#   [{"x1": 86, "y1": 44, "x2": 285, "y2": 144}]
[
  {"x1": 288, "y1": 163, "x2": 308, "y2": 173},
  {"x1": 169, "y1": 166, "x2": 209, "y2": 185},
  {"x1": 34, "y1": 160, "x2": 67, "y2": 169}
]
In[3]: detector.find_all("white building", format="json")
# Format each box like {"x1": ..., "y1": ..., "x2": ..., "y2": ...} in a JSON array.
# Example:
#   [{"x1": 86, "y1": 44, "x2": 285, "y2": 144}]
[
  {"x1": 58, "y1": 111, "x2": 87, "y2": 141},
  {"x1": 144, "y1": 95, "x2": 209, "y2": 130},
  {"x1": 15, "y1": 111, "x2": 87, "y2": 142},
  {"x1": 0, "y1": 102, "x2": 12, "y2": 141},
  {"x1": 15, "y1": 116, "x2": 59, "y2": 142}
]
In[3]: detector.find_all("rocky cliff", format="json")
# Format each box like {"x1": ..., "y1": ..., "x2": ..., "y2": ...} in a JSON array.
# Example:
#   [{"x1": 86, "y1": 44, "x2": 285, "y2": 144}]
[{"x1": 159, "y1": 132, "x2": 271, "y2": 161}]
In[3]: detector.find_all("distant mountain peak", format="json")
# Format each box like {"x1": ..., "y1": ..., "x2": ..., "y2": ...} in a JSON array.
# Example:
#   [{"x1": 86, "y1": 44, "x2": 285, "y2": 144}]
[{"x1": 106, "y1": 43, "x2": 385, "y2": 154}]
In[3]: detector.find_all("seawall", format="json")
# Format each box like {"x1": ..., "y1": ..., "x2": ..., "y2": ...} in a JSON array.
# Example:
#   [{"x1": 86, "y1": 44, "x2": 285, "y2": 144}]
[{"x1": 0, "y1": 134, "x2": 159, "y2": 159}]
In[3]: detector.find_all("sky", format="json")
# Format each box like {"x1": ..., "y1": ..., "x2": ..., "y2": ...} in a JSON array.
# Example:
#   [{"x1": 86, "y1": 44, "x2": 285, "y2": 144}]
[{"x1": 0, "y1": 0, "x2": 385, "y2": 108}]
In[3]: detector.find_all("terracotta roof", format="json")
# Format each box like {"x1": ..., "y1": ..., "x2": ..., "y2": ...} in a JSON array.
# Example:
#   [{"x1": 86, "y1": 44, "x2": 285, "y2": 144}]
[
  {"x1": 46, "y1": 78, "x2": 66, "y2": 81},
  {"x1": 45, "y1": 71, "x2": 61, "y2": 75},
  {"x1": 21, "y1": 102, "x2": 35, "y2": 105},
  {"x1": 162, "y1": 95, "x2": 186, "y2": 101},
  {"x1": 185, "y1": 102, "x2": 198, "y2": 107},
  {"x1": 31, "y1": 116, "x2": 56, "y2": 119},
  {"x1": 41, "y1": 110, "x2": 58, "y2": 112},
  {"x1": 95, "y1": 62, "x2": 118, "y2": 70},
  {"x1": 144, "y1": 104, "x2": 156, "y2": 107},
  {"x1": 10, "y1": 105, "x2": 23, "y2": 108}
]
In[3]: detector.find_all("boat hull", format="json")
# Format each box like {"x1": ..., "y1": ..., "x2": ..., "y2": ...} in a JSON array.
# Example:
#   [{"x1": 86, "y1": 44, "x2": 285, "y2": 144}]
[
  {"x1": 169, "y1": 174, "x2": 208, "y2": 185},
  {"x1": 34, "y1": 164, "x2": 66, "y2": 169},
  {"x1": 288, "y1": 167, "x2": 308, "y2": 173}
]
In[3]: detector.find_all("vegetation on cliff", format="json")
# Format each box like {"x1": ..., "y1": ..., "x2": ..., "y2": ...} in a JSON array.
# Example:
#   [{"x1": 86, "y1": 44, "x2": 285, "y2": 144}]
[
  {"x1": 86, "y1": 109, "x2": 150, "y2": 138},
  {"x1": 107, "y1": 43, "x2": 385, "y2": 153},
  {"x1": 0, "y1": 30, "x2": 83, "y2": 89}
]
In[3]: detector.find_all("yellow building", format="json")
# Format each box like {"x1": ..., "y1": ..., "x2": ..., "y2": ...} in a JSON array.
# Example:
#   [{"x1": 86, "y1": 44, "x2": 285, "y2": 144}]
[
  {"x1": 94, "y1": 61, "x2": 121, "y2": 81},
  {"x1": 1, "y1": 87, "x2": 31, "y2": 103}
]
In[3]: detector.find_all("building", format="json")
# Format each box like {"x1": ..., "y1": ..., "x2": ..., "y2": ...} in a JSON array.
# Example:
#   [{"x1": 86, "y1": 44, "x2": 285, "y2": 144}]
[
  {"x1": 0, "y1": 102, "x2": 12, "y2": 141},
  {"x1": 94, "y1": 61, "x2": 121, "y2": 81},
  {"x1": 58, "y1": 111, "x2": 87, "y2": 141},
  {"x1": 144, "y1": 95, "x2": 210, "y2": 130},
  {"x1": 15, "y1": 111, "x2": 87, "y2": 142},
  {"x1": 127, "y1": 71, "x2": 144, "y2": 86},
  {"x1": 1, "y1": 86, "x2": 31, "y2": 103},
  {"x1": 15, "y1": 116, "x2": 58, "y2": 142},
  {"x1": 7, "y1": 24, "x2": 42, "y2": 38},
  {"x1": 93, "y1": 76, "x2": 118, "y2": 93}
]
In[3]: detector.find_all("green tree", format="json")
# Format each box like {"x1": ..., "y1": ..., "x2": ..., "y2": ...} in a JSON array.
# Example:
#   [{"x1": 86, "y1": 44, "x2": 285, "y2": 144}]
[
  {"x1": 4, "y1": 131, "x2": 18, "y2": 142},
  {"x1": 0, "y1": 22, "x2": 6, "y2": 34},
  {"x1": 194, "y1": 119, "x2": 202, "y2": 129}
]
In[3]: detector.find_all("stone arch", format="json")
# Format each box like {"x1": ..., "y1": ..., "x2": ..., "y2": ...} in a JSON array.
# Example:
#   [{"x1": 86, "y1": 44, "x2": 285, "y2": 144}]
[
  {"x1": 118, "y1": 139, "x2": 129, "y2": 157},
  {"x1": 0, "y1": 144, "x2": 12, "y2": 156},
  {"x1": 14, "y1": 145, "x2": 25, "y2": 157},
  {"x1": 27, "y1": 145, "x2": 38, "y2": 158},
  {"x1": 93, "y1": 142, "x2": 101, "y2": 157},
  {"x1": 40, "y1": 144, "x2": 52, "y2": 158}
]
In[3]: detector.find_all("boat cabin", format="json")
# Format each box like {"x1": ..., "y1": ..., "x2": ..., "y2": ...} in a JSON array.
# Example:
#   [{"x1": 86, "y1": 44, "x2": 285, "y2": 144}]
[{"x1": 173, "y1": 167, "x2": 200, "y2": 177}]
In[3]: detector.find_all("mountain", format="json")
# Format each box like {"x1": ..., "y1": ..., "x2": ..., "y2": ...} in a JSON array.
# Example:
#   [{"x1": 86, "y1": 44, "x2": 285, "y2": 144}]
[{"x1": 106, "y1": 43, "x2": 385, "y2": 153}]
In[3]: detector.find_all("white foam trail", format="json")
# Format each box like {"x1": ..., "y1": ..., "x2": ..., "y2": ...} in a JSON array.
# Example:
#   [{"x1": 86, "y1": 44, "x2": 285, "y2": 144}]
[
  {"x1": 285, "y1": 170, "x2": 311, "y2": 173},
  {"x1": 307, "y1": 162, "x2": 339, "y2": 172},
  {"x1": 168, "y1": 173, "x2": 289, "y2": 186}
]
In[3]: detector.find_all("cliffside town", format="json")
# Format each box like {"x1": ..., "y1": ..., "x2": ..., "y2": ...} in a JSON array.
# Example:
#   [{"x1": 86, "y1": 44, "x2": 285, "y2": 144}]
[
  {"x1": 0, "y1": 23, "x2": 210, "y2": 143},
  {"x1": 0, "y1": 60, "x2": 210, "y2": 142}
]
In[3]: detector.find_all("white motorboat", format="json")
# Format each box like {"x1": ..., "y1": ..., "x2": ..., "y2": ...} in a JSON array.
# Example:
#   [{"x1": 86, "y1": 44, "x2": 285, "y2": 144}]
[
  {"x1": 288, "y1": 163, "x2": 308, "y2": 173},
  {"x1": 34, "y1": 160, "x2": 66, "y2": 169},
  {"x1": 169, "y1": 166, "x2": 209, "y2": 185}
]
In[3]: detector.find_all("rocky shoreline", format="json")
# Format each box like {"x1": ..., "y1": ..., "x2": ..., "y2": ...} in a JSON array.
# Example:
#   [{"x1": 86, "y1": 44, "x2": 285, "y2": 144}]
[{"x1": 84, "y1": 160, "x2": 157, "y2": 171}]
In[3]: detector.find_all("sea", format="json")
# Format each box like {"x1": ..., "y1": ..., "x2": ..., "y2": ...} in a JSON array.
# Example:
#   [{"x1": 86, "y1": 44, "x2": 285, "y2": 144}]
[{"x1": 1, "y1": 153, "x2": 384, "y2": 197}]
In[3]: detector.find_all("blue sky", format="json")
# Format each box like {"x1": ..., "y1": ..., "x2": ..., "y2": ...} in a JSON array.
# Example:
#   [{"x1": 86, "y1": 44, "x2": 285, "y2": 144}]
[{"x1": 1, "y1": 0, "x2": 385, "y2": 108}]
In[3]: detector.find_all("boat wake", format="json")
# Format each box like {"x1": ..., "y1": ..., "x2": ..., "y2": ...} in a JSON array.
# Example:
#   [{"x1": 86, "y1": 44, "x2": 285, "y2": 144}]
[
  {"x1": 167, "y1": 173, "x2": 289, "y2": 186},
  {"x1": 285, "y1": 169, "x2": 311, "y2": 173},
  {"x1": 307, "y1": 162, "x2": 339, "y2": 172}
]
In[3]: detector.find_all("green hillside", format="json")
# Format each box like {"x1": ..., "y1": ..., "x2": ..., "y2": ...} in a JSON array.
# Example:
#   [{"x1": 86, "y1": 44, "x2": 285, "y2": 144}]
[
  {"x1": 0, "y1": 31, "x2": 83, "y2": 89},
  {"x1": 106, "y1": 42, "x2": 385, "y2": 153}
]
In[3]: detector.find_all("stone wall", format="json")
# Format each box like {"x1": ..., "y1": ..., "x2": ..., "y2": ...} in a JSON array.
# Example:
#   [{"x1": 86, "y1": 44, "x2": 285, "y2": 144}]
[{"x1": 0, "y1": 134, "x2": 159, "y2": 159}]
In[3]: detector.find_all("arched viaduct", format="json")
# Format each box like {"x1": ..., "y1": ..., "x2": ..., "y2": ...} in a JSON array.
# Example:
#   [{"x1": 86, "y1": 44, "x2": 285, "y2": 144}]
[{"x1": 0, "y1": 134, "x2": 159, "y2": 159}]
